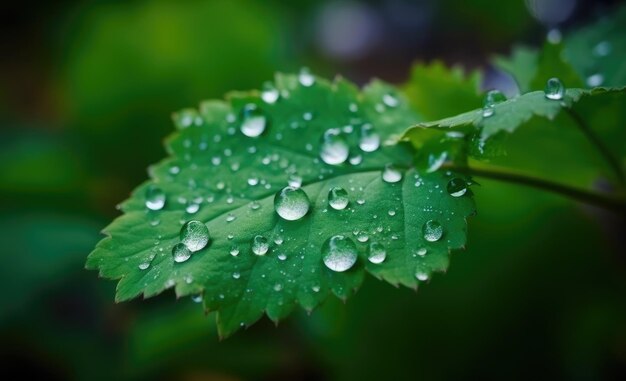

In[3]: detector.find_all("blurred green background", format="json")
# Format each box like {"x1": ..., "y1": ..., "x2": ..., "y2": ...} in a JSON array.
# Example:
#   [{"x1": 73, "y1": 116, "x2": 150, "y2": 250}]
[{"x1": 1, "y1": 0, "x2": 625, "y2": 379}]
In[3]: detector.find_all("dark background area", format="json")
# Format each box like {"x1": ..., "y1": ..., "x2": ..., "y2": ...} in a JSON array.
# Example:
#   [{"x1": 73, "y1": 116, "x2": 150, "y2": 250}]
[{"x1": 1, "y1": 0, "x2": 625, "y2": 380}]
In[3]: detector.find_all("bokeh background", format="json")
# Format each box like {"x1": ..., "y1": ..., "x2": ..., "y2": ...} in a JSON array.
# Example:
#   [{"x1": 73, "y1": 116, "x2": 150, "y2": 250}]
[{"x1": 1, "y1": 0, "x2": 625, "y2": 379}]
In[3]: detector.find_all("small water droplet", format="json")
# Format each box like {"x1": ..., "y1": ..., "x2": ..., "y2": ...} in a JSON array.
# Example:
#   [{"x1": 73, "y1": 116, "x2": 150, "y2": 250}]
[
  {"x1": 250, "y1": 201, "x2": 261, "y2": 210},
  {"x1": 382, "y1": 164, "x2": 402, "y2": 183},
  {"x1": 322, "y1": 235, "x2": 358, "y2": 272},
  {"x1": 226, "y1": 213, "x2": 236, "y2": 222},
  {"x1": 277, "y1": 253, "x2": 287, "y2": 261},
  {"x1": 357, "y1": 232, "x2": 369, "y2": 243},
  {"x1": 191, "y1": 294, "x2": 203, "y2": 303},
  {"x1": 356, "y1": 198, "x2": 365, "y2": 205},
  {"x1": 328, "y1": 186, "x2": 349, "y2": 210},
  {"x1": 248, "y1": 176, "x2": 259, "y2": 186},
  {"x1": 382, "y1": 93, "x2": 399, "y2": 108},
  {"x1": 138, "y1": 262, "x2": 150, "y2": 270},
  {"x1": 417, "y1": 248, "x2": 427, "y2": 256},
  {"x1": 422, "y1": 220, "x2": 443, "y2": 242},
  {"x1": 482, "y1": 89, "x2": 506, "y2": 118},
  {"x1": 358, "y1": 124, "x2": 380, "y2": 152},
  {"x1": 274, "y1": 236, "x2": 284, "y2": 245},
  {"x1": 232, "y1": 272, "x2": 241, "y2": 279},
  {"x1": 252, "y1": 235, "x2": 269, "y2": 255},
  {"x1": 172, "y1": 243, "x2": 192, "y2": 263},
  {"x1": 447, "y1": 178, "x2": 467, "y2": 197},
  {"x1": 299, "y1": 68, "x2": 315, "y2": 87},
  {"x1": 274, "y1": 186, "x2": 310, "y2": 221},
  {"x1": 368, "y1": 242, "x2": 386, "y2": 264},
  {"x1": 180, "y1": 220, "x2": 210, "y2": 252},
  {"x1": 388, "y1": 209, "x2": 396, "y2": 216},
  {"x1": 415, "y1": 270, "x2": 430, "y2": 281},
  {"x1": 320, "y1": 128, "x2": 349, "y2": 165},
  {"x1": 544, "y1": 78, "x2": 565, "y2": 100},
  {"x1": 185, "y1": 201, "x2": 200, "y2": 214},
  {"x1": 240, "y1": 104, "x2": 267, "y2": 137},
  {"x1": 349, "y1": 154, "x2": 362, "y2": 165},
  {"x1": 230, "y1": 246, "x2": 240, "y2": 256},
  {"x1": 427, "y1": 152, "x2": 448, "y2": 173},
  {"x1": 145, "y1": 185, "x2": 166, "y2": 211},
  {"x1": 261, "y1": 85, "x2": 280, "y2": 104},
  {"x1": 288, "y1": 174, "x2": 302, "y2": 188}
]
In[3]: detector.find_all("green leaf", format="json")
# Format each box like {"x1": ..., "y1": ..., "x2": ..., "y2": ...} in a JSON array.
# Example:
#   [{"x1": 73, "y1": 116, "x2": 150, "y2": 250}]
[
  {"x1": 402, "y1": 61, "x2": 482, "y2": 120},
  {"x1": 403, "y1": 86, "x2": 626, "y2": 188},
  {"x1": 87, "y1": 73, "x2": 476, "y2": 337}
]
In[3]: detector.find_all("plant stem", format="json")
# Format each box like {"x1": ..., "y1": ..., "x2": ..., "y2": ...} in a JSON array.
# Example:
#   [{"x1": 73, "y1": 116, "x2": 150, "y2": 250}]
[
  {"x1": 446, "y1": 164, "x2": 626, "y2": 214},
  {"x1": 565, "y1": 108, "x2": 625, "y2": 185}
]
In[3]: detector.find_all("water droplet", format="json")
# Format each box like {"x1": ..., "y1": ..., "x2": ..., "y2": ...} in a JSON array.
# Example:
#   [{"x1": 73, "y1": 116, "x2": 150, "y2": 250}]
[
  {"x1": 180, "y1": 220, "x2": 210, "y2": 252},
  {"x1": 185, "y1": 201, "x2": 200, "y2": 214},
  {"x1": 261, "y1": 86, "x2": 280, "y2": 104},
  {"x1": 358, "y1": 124, "x2": 380, "y2": 152},
  {"x1": 288, "y1": 174, "x2": 302, "y2": 188},
  {"x1": 482, "y1": 90, "x2": 506, "y2": 118},
  {"x1": 382, "y1": 94, "x2": 399, "y2": 108},
  {"x1": 544, "y1": 78, "x2": 565, "y2": 100},
  {"x1": 172, "y1": 243, "x2": 192, "y2": 263},
  {"x1": 274, "y1": 186, "x2": 310, "y2": 221},
  {"x1": 415, "y1": 270, "x2": 430, "y2": 281},
  {"x1": 586, "y1": 73, "x2": 604, "y2": 87},
  {"x1": 299, "y1": 68, "x2": 315, "y2": 87},
  {"x1": 417, "y1": 248, "x2": 427, "y2": 256},
  {"x1": 388, "y1": 209, "x2": 396, "y2": 216},
  {"x1": 277, "y1": 253, "x2": 287, "y2": 261},
  {"x1": 232, "y1": 272, "x2": 241, "y2": 279},
  {"x1": 138, "y1": 262, "x2": 150, "y2": 270},
  {"x1": 226, "y1": 213, "x2": 236, "y2": 222},
  {"x1": 447, "y1": 178, "x2": 467, "y2": 197},
  {"x1": 230, "y1": 246, "x2": 240, "y2": 256},
  {"x1": 356, "y1": 198, "x2": 365, "y2": 205},
  {"x1": 191, "y1": 294, "x2": 203, "y2": 303},
  {"x1": 368, "y1": 242, "x2": 386, "y2": 264},
  {"x1": 328, "y1": 187, "x2": 349, "y2": 210},
  {"x1": 248, "y1": 176, "x2": 259, "y2": 186},
  {"x1": 382, "y1": 164, "x2": 402, "y2": 183},
  {"x1": 274, "y1": 236, "x2": 284, "y2": 245},
  {"x1": 349, "y1": 154, "x2": 362, "y2": 165},
  {"x1": 357, "y1": 233, "x2": 369, "y2": 243},
  {"x1": 252, "y1": 235, "x2": 269, "y2": 256},
  {"x1": 320, "y1": 128, "x2": 349, "y2": 165},
  {"x1": 169, "y1": 166, "x2": 180, "y2": 175},
  {"x1": 422, "y1": 220, "x2": 443, "y2": 242},
  {"x1": 322, "y1": 235, "x2": 358, "y2": 272},
  {"x1": 145, "y1": 185, "x2": 166, "y2": 211},
  {"x1": 250, "y1": 201, "x2": 261, "y2": 210},
  {"x1": 240, "y1": 104, "x2": 267, "y2": 137}
]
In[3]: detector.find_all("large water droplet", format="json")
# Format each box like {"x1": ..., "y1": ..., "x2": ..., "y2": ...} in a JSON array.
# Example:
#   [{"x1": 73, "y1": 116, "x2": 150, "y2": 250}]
[
  {"x1": 320, "y1": 128, "x2": 349, "y2": 165},
  {"x1": 358, "y1": 124, "x2": 380, "y2": 152},
  {"x1": 274, "y1": 186, "x2": 310, "y2": 221},
  {"x1": 240, "y1": 104, "x2": 267, "y2": 137},
  {"x1": 447, "y1": 178, "x2": 467, "y2": 197},
  {"x1": 328, "y1": 186, "x2": 349, "y2": 210},
  {"x1": 422, "y1": 220, "x2": 443, "y2": 242},
  {"x1": 382, "y1": 164, "x2": 403, "y2": 183},
  {"x1": 322, "y1": 235, "x2": 358, "y2": 272},
  {"x1": 145, "y1": 185, "x2": 166, "y2": 211},
  {"x1": 367, "y1": 242, "x2": 386, "y2": 264},
  {"x1": 172, "y1": 243, "x2": 192, "y2": 263},
  {"x1": 251, "y1": 235, "x2": 269, "y2": 255},
  {"x1": 180, "y1": 220, "x2": 210, "y2": 252},
  {"x1": 482, "y1": 90, "x2": 506, "y2": 118},
  {"x1": 544, "y1": 78, "x2": 565, "y2": 100}
]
